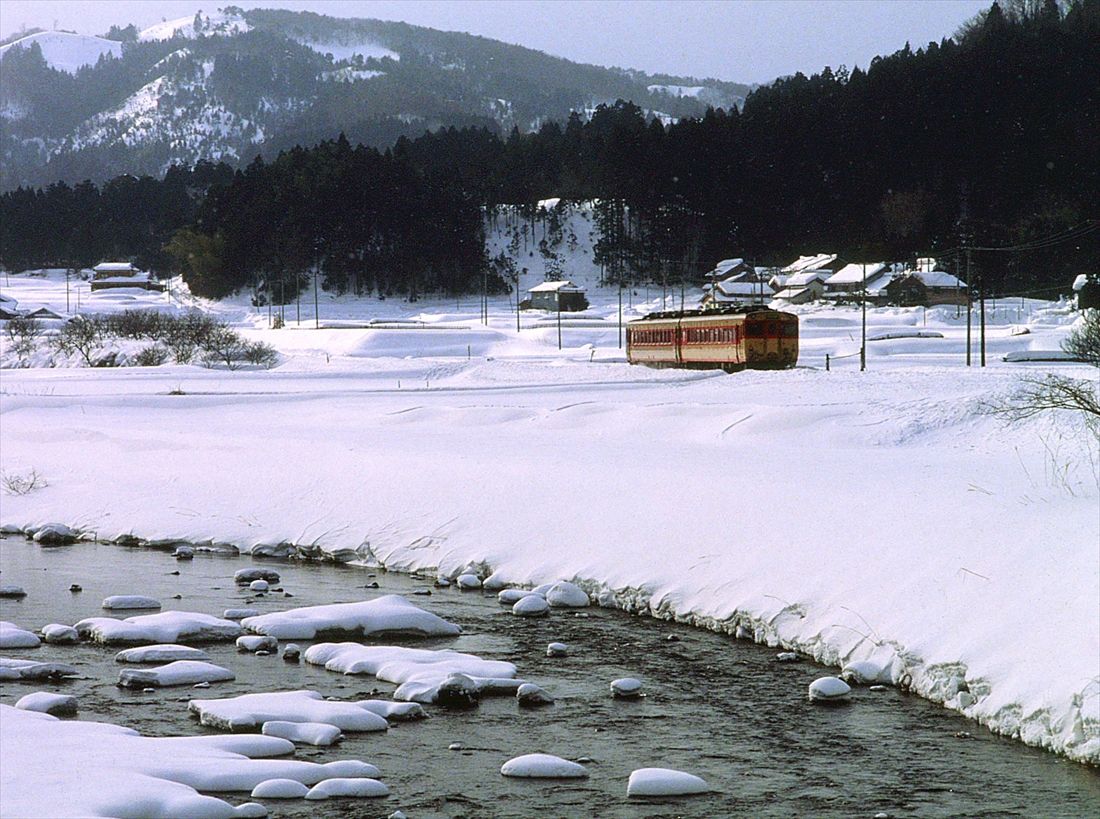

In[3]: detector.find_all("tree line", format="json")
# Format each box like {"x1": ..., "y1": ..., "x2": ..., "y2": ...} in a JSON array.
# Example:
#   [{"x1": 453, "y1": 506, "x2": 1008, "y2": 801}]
[{"x1": 1, "y1": 1, "x2": 1096, "y2": 301}]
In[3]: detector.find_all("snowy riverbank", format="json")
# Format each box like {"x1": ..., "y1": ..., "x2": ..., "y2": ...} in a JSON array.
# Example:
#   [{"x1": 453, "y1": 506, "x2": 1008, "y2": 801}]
[{"x1": 1, "y1": 272, "x2": 1097, "y2": 764}]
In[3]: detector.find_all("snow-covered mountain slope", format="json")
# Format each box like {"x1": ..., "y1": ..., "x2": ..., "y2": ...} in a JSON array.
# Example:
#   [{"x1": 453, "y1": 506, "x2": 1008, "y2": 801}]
[
  {"x1": 0, "y1": 9, "x2": 750, "y2": 189},
  {"x1": 138, "y1": 11, "x2": 251, "y2": 42},
  {"x1": 0, "y1": 31, "x2": 121, "y2": 74}
]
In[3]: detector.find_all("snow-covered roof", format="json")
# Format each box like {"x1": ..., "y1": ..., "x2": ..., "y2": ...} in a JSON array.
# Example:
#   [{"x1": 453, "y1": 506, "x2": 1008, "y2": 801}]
[
  {"x1": 710, "y1": 280, "x2": 774, "y2": 298},
  {"x1": 866, "y1": 273, "x2": 899, "y2": 294},
  {"x1": 781, "y1": 254, "x2": 837, "y2": 274},
  {"x1": 784, "y1": 270, "x2": 830, "y2": 287},
  {"x1": 913, "y1": 270, "x2": 965, "y2": 289},
  {"x1": 825, "y1": 263, "x2": 887, "y2": 287},
  {"x1": 0, "y1": 293, "x2": 17, "y2": 304},
  {"x1": 1072, "y1": 274, "x2": 1090, "y2": 292},
  {"x1": 528, "y1": 280, "x2": 585, "y2": 293},
  {"x1": 93, "y1": 262, "x2": 137, "y2": 273},
  {"x1": 916, "y1": 257, "x2": 938, "y2": 272},
  {"x1": 773, "y1": 286, "x2": 813, "y2": 300},
  {"x1": 712, "y1": 258, "x2": 744, "y2": 274}
]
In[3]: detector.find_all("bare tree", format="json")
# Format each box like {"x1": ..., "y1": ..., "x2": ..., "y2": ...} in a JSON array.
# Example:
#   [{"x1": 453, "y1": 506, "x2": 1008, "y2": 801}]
[
  {"x1": 4, "y1": 316, "x2": 43, "y2": 358},
  {"x1": 988, "y1": 309, "x2": 1100, "y2": 425},
  {"x1": 53, "y1": 316, "x2": 105, "y2": 366}
]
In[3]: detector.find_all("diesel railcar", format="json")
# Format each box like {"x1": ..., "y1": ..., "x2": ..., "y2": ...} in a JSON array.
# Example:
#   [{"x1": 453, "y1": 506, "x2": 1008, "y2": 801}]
[{"x1": 626, "y1": 306, "x2": 799, "y2": 372}]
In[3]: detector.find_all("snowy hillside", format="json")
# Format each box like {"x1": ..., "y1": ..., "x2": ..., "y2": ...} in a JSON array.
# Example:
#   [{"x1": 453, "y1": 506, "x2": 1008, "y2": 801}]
[
  {"x1": 0, "y1": 31, "x2": 121, "y2": 74},
  {"x1": 138, "y1": 10, "x2": 251, "y2": 42}
]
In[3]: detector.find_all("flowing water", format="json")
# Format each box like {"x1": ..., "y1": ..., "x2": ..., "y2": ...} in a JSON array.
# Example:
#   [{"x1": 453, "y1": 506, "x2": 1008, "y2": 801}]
[{"x1": 0, "y1": 538, "x2": 1096, "y2": 818}]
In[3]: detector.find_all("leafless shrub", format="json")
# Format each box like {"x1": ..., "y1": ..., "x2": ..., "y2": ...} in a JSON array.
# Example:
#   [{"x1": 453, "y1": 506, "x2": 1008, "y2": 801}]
[
  {"x1": 1, "y1": 468, "x2": 47, "y2": 496},
  {"x1": 53, "y1": 315, "x2": 105, "y2": 366},
  {"x1": 242, "y1": 340, "x2": 278, "y2": 368},
  {"x1": 5, "y1": 316, "x2": 42, "y2": 357},
  {"x1": 133, "y1": 345, "x2": 169, "y2": 366}
]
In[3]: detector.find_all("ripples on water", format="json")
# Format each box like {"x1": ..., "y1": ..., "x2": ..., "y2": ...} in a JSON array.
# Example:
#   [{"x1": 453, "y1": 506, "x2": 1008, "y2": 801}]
[{"x1": 0, "y1": 538, "x2": 1096, "y2": 817}]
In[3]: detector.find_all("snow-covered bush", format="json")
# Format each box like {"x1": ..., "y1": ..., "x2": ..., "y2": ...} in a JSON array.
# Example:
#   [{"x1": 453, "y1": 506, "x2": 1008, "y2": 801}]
[
  {"x1": 53, "y1": 315, "x2": 105, "y2": 365},
  {"x1": 133, "y1": 345, "x2": 169, "y2": 366},
  {"x1": 5, "y1": 316, "x2": 42, "y2": 358}
]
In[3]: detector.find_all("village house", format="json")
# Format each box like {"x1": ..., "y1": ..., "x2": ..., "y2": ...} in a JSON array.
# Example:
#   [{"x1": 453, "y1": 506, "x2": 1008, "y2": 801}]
[
  {"x1": 526, "y1": 279, "x2": 589, "y2": 312},
  {"x1": 822, "y1": 262, "x2": 890, "y2": 299},
  {"x1": 701, "y1": 257, "x2": 773, "y2": 306},
  {"x1": 90, "y1": 262, "x2": 164, "y2": 292},
  {"x1": 880, "y1": 269, "x2": 967, "y2": 306}
]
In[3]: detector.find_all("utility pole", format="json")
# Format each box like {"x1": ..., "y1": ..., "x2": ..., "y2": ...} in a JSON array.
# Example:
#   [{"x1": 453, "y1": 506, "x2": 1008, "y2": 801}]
[
  {"x1": 65, "y1": 268, "x2": 71, "y2": 313},
  {"x1": 979, "y1": 269, "x2": 986, "y2": 367},
  {"x1": 557, "y1": 297, "x2": 562, "y2": 351},
  {"x1": 965, "y1": 245, "x2": 972, "y2": 367},
  {"x1": 313, "y1": 267, "x2": 319, "y2": 329},
  {"x1": 618, "y1": 278, "x2": 623, "y2": 349},
  {"x1": 860, "y1": 261, "x2": 867, "y2": 372}
]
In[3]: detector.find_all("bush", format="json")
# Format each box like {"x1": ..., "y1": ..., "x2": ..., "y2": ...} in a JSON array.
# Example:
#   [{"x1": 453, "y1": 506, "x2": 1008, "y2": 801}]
[
  {"x1": 5, "y1": 315, "x2": 42, "y2": 357},
  {"x1": 133, "y1": 345, "x2": 169, "y2": 366},
  {"x1": 53, "y1": 316, "x2": 105, "y2": 365},
  {"x1": 242, "y1": 340, "x2": 278, "y2": 368}
]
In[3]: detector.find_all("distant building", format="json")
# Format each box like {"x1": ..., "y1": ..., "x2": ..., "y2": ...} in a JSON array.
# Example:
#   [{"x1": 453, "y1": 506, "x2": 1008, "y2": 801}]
[
  {"x1": 823, "y1": 262, "x2": 889, "y2": 298},
  {"x1": 771, "y1": 269, "x2": 830, "y2": 304},
  {"x1": 882, "y1": 270, "x2": 967, "y2": 306},
  {"x1": 90, "y1": 261, "x2": 164, "y2": 292},
  {"x1": 527, "y1": 279, "x2": 589, "y2": 312},
  {"x1": 1073, "y1": 274, "x2": 1100, "y2": 310}
]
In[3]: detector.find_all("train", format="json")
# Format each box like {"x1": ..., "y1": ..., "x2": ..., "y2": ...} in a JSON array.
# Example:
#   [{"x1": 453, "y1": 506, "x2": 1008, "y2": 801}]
[{"x1": 626, "y1": 306, "x2": 799, "y2": 372}]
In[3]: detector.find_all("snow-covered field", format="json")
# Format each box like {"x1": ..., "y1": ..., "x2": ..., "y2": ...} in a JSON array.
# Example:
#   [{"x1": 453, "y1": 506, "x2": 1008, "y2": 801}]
[{"x1": 1, "y1": 268, "x2": 1097, "y2": 772}]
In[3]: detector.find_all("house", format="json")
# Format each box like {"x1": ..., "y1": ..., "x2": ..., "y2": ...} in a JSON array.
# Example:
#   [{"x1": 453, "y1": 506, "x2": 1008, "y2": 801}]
[
  {"x1": 0, "y1": 305, "x2": 20, "y2": 320},
  {"x1": 704, "y1": 258, "x2": 755, "y2": 284},
  {"x1": 882, "y1": 270, "x2": 967, "y2": 306},
  {"x1": 702, "y1": 277, "x2": 775, "y2": 306},
  {"x1": 527, "y1": 279, "x2": 589, "y2": 312},
  {"x1": 823, "y1": 262, "x2": 889, "y2": 298},
  {"x1": 771, "y1": 269, "x2": 830, "y2": 304},
  {"x1": 1073, "y1": 274, "x2": 1100, "y2": 310},
  {"x1": 768, "y1": 253, "x2": 843, "y2": 292},
  {"x1": 90, "y1": 261, "x2": 164, "y2": 292},
  {"x1": 22, "y1": 307, "x2": 64, "y2": 320}
]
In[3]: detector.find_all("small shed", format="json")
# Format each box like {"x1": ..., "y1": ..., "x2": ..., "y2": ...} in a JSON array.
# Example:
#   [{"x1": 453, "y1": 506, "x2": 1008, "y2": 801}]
[
  {"x1": 882, "y1": 271, "x2": 967, "y2": 307},
  {"x1": 528, "y1": 280, "x2": 589, "y2": 312}
]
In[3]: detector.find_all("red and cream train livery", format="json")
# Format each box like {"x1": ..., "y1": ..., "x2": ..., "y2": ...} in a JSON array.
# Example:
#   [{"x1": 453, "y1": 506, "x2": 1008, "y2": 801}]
[{"x1": 626, "y1": 306, "x2": 799, "y2": 372}]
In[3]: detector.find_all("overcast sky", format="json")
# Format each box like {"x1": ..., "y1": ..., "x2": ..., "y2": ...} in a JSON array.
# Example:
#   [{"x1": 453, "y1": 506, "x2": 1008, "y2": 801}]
[{"x1": 1, "y1": 0, "x2": 990, "y2": 84}]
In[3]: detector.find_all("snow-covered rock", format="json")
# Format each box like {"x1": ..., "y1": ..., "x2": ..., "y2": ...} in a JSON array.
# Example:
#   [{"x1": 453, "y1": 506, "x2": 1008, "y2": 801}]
[
  {"x1": 237, "y1": 635, "x2": 278, "y2": 653},
  {"x1": 41, "y1": 623, "x2": 79, "y2": 644},
  {"x1": 305, "y1": 777, "x2": 389, "y2": 799},
  {"x1": 0, "y1": 621, "x2": 40, "y2": 648},
  {"x1": 545, "y1": 581, "x2": 589, "y2": 608},
  {"x1": 0, "y1": 703, "x2": 381, "y2": 817},
  {"x1": 262, "y1": 720, "x2": 343, "y2": 746},
  {"x1": 30, "y1": 523, "x2": 78, "y2": 545},
  {"x1": 251, "y1": 778, "x2": 309, "y2": 798},
  {"x1": 224, "y1": 608, "x2": 260, "y2": 620},
  {"x1": 546, "y1": 642, "x2": 569, "y2": 657},
  {"x1": 627, "y1": 767, "x2": 710, "y2": 796},
  {"x1": 0, "y1": 585, "x2": 27, "y2": 598},
  {"x1": 115, "y1": 644, "x2": 210, "y2": 663},
  {"x1": 190, "y1": 690, "x2": 389, "y2": 732},
  {"x1": 516, "y1": 682, "x2": 554, "y2": 706},
  {"x1": 500, "y1": 753, "x2": 588, "y2": 778},
  {"x1": 498, "y1": 588, "x2": 535, "y2": 604},
  {"x1": 305, "y1": 642, "x2": 519, "y2": 704},
  {"x1": 241, "y1": 595, "x2": 460, "y2": 640},
  {"x1": 118, "y1": 660, "x2": 235, "y2": 688},
  {"x1": 75, "y1": 611, "x2": 241, "y2": 645},
  {"x1": 482, "y1": 573, "x2": 508, "y2": 591},
  {"x1": 355, "y1": 700, "x2": 427, "y2": 721},
  {"x1": 611, "y1": 677, "x2": 643, "y2": 698},
  {"x1": 102, "y1": 595, "x2": 162, "y2": 610},
  {"x1": 15, "y1": 691, "x2": 78, "y2": 716},
  {"x1": 512, "y1": 595, "x2": 550, "y2": 617},
  {"x1": 842, "y1": 660, "x2": 891, "y2": 685},
  {"x1": 456, "y1": 573, "x2": 482, "y2": 589},
  {"x1": 0, "y1": 658, "x2": 78, "y2": 680},
  {"x1": 808, "y1": 676, "x2": 852, "y2": 703},
  {"x1": 434, "y1": 672, "x2": 481, "y2": 708},
  {"x1": 235, "y1": 568, "x2": 280, "y2": 584},
  {"x1": 282, "y1": 643, "x2": 301, "y2": 662},
  {"x1": 173, "y1": 545, "x2": 195, "y2": 559},
  {"x1": 249, "y1": 579, "x2": 269, "y2": 592},
  {"x1": 776, "y1": 652, "x2": 799, "y2": 662}
]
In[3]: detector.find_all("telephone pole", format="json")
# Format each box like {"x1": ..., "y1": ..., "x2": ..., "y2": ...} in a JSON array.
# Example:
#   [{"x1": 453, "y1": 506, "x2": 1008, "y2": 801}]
[{"x1": 860, "y1": 261, "x2": 867, "y2": 371}]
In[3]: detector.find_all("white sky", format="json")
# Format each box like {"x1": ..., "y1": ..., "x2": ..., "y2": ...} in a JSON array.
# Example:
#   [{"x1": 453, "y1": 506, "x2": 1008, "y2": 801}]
[{"x1": 0, "y1": 1, "x2": 990, "y2": 84}]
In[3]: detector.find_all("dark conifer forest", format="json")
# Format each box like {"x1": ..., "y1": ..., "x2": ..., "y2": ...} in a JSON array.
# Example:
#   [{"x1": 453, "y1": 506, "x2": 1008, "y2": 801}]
[{"x1": 1, "y1": 1, "x2": 1096, "y2": 301}]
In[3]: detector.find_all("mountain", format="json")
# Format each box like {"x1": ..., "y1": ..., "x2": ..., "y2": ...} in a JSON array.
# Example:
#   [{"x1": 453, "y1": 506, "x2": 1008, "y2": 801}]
[{"x1": 0, "y1": 7, "x2": 751, "y2": 190}]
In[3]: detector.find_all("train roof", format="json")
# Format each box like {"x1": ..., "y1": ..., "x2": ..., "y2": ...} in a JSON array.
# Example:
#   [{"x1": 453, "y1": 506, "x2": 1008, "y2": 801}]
[{"x1": 635, "y1": 305, "x2": 792, "y2": 322}]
